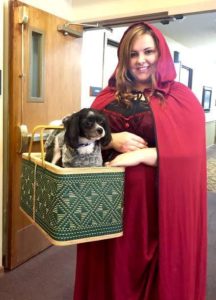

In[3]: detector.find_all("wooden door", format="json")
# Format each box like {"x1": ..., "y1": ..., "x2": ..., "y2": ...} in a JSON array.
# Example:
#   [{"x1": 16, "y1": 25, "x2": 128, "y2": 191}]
[{"x1": 6, "y1": 0, "x2": 82, "y2": 269}]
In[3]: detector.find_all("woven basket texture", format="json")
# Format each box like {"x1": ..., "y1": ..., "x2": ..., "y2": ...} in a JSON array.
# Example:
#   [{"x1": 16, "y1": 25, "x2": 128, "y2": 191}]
[{"x1": 20, "y1": 159, "x2": 124, "y2": 244}]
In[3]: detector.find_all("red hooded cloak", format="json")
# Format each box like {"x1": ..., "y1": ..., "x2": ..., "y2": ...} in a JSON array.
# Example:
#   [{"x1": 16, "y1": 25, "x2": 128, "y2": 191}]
[{"x1": 74, "y1": 22, "x2": 207, "y2": 300}]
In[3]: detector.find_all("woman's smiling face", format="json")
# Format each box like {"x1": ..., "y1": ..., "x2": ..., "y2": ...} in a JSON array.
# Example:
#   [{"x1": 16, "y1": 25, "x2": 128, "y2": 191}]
[{"x1": 128, "y1": 33, "x2": 159, "y2": 91}]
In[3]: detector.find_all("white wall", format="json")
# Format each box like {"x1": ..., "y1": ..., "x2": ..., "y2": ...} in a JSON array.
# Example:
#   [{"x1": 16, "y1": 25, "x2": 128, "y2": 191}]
[
  {"x1": 81, "y1": 27, "x2": 125, "y2": 108},
  {"x1": 165, "y1": 36, "x2": 216, "y2": 122},
  {"x1": 81, "y1": 29, "x2": 105, "y2": 108}
]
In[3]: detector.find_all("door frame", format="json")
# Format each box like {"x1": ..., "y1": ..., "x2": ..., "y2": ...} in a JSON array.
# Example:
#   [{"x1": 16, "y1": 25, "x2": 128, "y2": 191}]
[
  {"x1": 3, "y1": 0, "x2": 83, "y2": 269},
  {"x1": 0, "y1": 0, "x2": 4, "y2": 272}
]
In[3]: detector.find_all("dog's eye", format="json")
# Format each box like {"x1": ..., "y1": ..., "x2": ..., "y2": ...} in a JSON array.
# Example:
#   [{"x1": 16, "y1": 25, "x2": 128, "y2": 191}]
[
  {"x1": 85, "y1": 121, "x2": 93, "y2": 128},
  {"x1": 98, "y1": 121, "x2": 105, "y2": 126}
]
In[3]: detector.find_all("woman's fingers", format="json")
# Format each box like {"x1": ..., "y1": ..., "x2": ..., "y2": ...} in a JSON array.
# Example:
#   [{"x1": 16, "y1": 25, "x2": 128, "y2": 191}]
[
  {"x1": 112, "y1": 132, "x2": 148, "y2": 153},
  {"x1": 131, "y1": 135, "x2": 147, "y2": 145}
]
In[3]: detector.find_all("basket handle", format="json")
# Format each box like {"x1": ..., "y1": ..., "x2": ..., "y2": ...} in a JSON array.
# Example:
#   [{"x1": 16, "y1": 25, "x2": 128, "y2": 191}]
[{"x1": 28, "y1": 125, "x2": 64, "y2": 166}]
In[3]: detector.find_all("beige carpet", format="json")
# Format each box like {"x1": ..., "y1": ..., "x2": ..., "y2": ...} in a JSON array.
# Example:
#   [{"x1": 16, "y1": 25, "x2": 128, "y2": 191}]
[{"x1": 207, "y1": 159, "x2": 216, "y2": 192}]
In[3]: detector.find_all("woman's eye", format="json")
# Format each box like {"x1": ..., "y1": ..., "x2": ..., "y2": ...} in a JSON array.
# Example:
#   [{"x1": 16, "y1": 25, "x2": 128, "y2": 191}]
[
  {"x1": 99, "y1": 121, "x2": 104, "y2": 126},
  {"x1": 130, "y1": 49, "x2": 156, "y2": 58},
  {"x1": 145, "y1": 49, "x2": 155, "y2": 55},
  {"x1": 130, "y1": 52, "x2": 138, "y2": 58},
  {"x1": 85, "y1": 121, "x2": 93, "y2": 128}
]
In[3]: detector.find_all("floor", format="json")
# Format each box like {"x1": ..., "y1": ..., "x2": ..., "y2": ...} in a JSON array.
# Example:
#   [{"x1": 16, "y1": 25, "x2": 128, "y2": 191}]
[
  {"x1": 207, "y1": 144, "x2": 216, "y2": 300},
  {"x1": 0, "y1": 145, "x2": 215, "y2": 300},
  {"x1": 0, "y1": 246, "x2": 76, "y2": 300}
]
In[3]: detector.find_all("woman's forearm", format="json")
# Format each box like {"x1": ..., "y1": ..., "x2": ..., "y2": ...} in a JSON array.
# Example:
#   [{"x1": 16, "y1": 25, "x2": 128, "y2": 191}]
[
  {"x1": 105, "y1": 147, "x2": 158, "y2": 167},
  {"x1": 138, "y1": 147, "x2": 158, "y2": 166}
]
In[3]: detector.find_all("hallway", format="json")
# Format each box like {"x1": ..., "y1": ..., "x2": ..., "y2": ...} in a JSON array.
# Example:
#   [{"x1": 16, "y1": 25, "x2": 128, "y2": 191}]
[{"x1": 0, "y1": 145, "x2": 215, "y2": 300}]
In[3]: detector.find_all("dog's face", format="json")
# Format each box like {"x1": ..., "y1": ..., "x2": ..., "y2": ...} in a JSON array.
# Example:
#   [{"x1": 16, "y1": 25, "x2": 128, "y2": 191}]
[
  {"x1": 63, "y1": 108, "x2": 112, "y2": 149},
  {"x1": 79, "y1": 110, "x2": 106, "y2": 141}
]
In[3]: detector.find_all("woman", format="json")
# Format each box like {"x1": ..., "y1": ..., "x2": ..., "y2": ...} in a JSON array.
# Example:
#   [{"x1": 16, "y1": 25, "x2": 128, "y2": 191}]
[{"x1": 73, "y1": 22, "x2": 207, "y2": 300}]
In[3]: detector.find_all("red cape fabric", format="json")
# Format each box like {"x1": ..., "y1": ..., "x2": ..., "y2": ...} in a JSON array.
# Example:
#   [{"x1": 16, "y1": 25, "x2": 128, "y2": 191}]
[{"x1": 75, "y1": 22, "x2": 207, "y2": 300}]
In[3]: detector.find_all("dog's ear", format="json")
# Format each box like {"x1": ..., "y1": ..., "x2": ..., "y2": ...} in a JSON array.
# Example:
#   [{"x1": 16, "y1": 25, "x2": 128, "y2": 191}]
[
  {"x1": 63, "y1": 112, "x2": 80, "y2": 148},
  {"x1": 100, "y1": 116, "x2": 112, "y2": 147}
]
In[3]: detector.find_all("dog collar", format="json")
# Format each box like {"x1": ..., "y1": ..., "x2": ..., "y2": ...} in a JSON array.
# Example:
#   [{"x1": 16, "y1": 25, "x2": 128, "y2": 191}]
[{"x1": 78, "y1": 142, "x2": 94, "y2": 148}]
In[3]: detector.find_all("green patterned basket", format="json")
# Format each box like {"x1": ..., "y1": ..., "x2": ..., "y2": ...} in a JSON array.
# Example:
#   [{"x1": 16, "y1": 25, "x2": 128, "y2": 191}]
[
  {"x1": 20, "y1": 153, "x2": 125, "y2": 245},
  {"x1": 20, "y1": 126, "x2": 124, "y2": 245}
]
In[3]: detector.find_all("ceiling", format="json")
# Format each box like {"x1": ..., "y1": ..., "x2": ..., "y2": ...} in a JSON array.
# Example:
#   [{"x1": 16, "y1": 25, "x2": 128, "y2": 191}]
[
  {"x1": 105, "y1": 11, "x2": 216, "y2": 64},
  {"x1": 84, "y1": 10, "x2": 216, "y2": 63},
  {"x1": 152, "y1": 11, "x2": 216, "y2": 63}
]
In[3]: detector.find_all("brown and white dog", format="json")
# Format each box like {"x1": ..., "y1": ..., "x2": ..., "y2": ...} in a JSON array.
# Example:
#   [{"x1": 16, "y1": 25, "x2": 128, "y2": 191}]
[{"x1": 45, "y1": 108, "x2": 112, "y2": 167}]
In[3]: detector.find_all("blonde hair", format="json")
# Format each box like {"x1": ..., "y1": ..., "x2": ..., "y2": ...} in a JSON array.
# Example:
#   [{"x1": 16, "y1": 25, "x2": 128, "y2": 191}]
[{"x1": 115, "y1": 24, "x2": 163, "y2": 105}]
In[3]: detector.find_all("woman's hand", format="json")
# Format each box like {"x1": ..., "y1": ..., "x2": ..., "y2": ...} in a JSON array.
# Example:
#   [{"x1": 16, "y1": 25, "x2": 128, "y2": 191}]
[
  {"x1": 107, "y1": 132, "x2": 148, "y2": 153},
  {"x1": 105, "y1": 148, "x2": 158, "y2": 167}
]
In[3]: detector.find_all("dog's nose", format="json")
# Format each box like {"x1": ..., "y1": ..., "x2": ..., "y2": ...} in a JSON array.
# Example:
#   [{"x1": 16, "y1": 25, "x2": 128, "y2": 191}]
[{"x1": 97, "y1": 128, "x2": 103, "y2": 135}]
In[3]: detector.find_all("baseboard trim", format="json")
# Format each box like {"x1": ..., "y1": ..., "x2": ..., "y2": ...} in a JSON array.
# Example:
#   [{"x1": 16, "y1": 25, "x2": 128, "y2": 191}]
[
  {"x1": 207, "y1": 143, "x2": 216, "y2": 149},
  {"x1": 0, "y1": 265, "x2": 4, "y2": 273}
]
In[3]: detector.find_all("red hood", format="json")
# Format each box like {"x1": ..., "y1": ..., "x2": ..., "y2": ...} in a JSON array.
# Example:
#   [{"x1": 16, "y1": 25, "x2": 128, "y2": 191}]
[{"x1": 92, "y1": 22, "x2": 176, "y2": 109}]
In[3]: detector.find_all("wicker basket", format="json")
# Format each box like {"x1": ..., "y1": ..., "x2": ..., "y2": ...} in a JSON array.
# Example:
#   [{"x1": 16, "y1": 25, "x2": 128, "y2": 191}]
[{"x1": 20, "y1": 126, "x2": 125, "y2": 245}]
